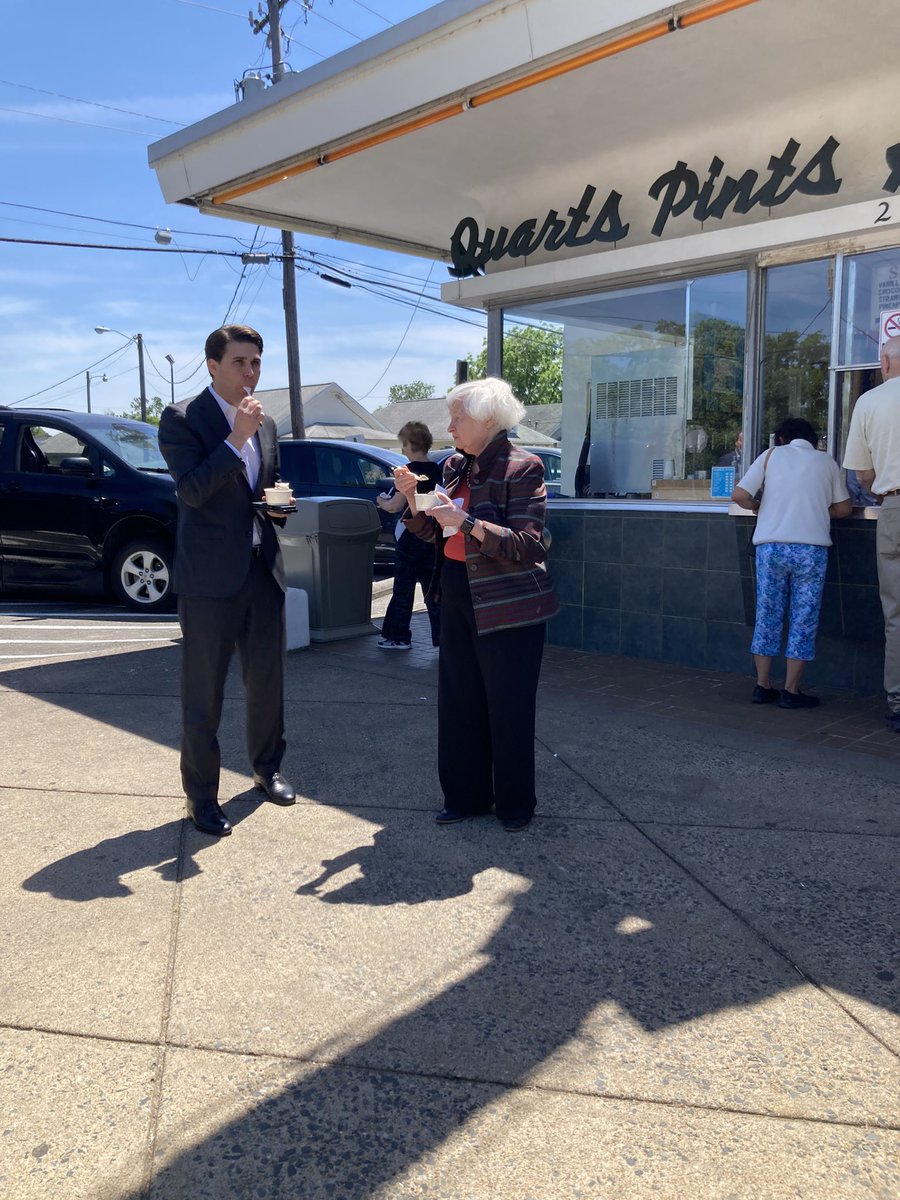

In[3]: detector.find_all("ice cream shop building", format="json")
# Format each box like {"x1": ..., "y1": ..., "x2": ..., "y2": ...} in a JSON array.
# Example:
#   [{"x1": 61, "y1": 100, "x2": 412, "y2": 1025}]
[{"x1": 149, "y1": 0, "x2": 900, "y2": 692}]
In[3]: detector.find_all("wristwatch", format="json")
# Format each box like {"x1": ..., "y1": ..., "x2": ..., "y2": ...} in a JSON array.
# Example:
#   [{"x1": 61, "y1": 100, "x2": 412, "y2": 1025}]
[{"x1": 460, "y1": 514, "x2": 476, "y2": 537}]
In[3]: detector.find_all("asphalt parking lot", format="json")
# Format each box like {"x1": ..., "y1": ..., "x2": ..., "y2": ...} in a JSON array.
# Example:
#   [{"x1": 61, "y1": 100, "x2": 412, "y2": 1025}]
[
  {"x1": 0, "y1": 599, "x2": 182, "y2": 662},
  {"x1": 0, "y1": 573, "x2": 397, "y2": 664}
]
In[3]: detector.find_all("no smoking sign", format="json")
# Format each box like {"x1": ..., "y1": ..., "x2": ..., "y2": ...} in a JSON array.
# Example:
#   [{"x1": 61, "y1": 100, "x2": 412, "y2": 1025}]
[{"x1": 880, "y1": 309, "x2": 900, "y2": 350}]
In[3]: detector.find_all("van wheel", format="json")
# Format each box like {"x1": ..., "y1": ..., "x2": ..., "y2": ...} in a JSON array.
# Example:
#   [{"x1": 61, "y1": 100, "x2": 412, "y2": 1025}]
[{"x1": 111, "y1": 539, "x2": 175, "y2": 612}]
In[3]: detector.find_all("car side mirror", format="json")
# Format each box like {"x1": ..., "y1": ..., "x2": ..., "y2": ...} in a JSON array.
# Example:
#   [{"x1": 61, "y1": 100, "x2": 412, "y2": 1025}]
[
  {"x1": 377, "y1": 476, "x2": 396, "y2": 490},
  {"x1": 59, "y1": 456, "x2": 94, "y2": 476}
]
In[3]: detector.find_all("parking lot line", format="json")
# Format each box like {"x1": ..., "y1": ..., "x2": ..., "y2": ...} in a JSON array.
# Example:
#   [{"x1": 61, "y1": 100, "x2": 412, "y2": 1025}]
[
  {"x1": 0, "y1": 624, "x2": 181, "y2": 631},
  {"x1": 0, "y1": 638, "x2": 178, "y2": 644}
]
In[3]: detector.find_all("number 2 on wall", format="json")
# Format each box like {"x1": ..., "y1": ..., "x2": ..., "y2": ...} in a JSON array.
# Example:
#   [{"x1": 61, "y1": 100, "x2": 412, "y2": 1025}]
[{"x1": 875, "y1": 201, "x2": 893, "y2": 224}]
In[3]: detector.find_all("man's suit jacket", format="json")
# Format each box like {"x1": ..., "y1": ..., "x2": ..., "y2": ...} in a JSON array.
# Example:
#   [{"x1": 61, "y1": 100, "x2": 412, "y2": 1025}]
[{"x1": 158, "y1": 388, "x2": 285, "y2": 598}]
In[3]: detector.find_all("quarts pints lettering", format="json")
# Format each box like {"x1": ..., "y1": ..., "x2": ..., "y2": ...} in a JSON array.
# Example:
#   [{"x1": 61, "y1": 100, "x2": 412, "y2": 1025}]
[
  {"x1": 448, "y1": 185, "x2": 629, "y2": 279},
  {"x1": 648, "y1": 136, "x2": 842, "y2": 237}
]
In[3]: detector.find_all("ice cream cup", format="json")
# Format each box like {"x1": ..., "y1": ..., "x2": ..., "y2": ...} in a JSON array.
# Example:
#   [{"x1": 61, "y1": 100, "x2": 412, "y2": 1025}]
[{"x1": 264, "y1": 484, "x2": 294, "y2": 505}]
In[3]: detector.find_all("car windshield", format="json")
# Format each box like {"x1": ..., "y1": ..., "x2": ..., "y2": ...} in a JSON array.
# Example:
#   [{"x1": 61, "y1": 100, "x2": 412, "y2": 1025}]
[
  {"x1": 377, "y1": 448, "x2": 407, "y2": 467},
  {"x1": 90, "y1": 420, "x2": 169, "y2": 471}
]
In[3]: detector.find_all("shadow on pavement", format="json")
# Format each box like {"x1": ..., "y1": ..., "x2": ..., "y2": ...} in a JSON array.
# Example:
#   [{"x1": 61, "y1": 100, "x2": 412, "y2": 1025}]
[
  {"x1": 21, "y1": 793, "x2": 263, "y2": 900},
  {"x1": 122, "y1": 814, "x2": 896, "y2": 1197},
  {"x1": 6, "y1": 645, "x2": 898, "y2": 1196}
]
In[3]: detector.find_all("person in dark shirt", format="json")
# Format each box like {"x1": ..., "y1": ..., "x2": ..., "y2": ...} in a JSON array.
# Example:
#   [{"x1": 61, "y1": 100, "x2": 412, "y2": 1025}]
[{"x1": 376, "y1": 421, "x2": 441, "y2": 649}]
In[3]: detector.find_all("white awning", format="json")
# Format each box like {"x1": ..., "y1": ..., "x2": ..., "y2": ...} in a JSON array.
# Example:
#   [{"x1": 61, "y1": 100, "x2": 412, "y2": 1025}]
[{"x1": 148, "y1": 0, "x2": 900, "y2": 297}]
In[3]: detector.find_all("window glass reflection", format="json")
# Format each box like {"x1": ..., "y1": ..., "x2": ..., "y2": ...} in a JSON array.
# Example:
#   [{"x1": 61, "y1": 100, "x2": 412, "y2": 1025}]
[
  {"x1": 839, "y1": 247, "x2": 900, "y2": 366},
  {"x1": 507, "y1": 270, "x2": 746, "y2": 500},
  {"x1": 760, "y1": 259, "x2": 832, "y2": 450}
]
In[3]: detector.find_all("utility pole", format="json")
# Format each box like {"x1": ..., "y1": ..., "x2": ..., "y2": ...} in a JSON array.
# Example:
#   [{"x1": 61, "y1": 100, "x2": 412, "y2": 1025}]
[
  {"x1": 136, "y1": 333, "x2": 148, "y2": 424},
  {"x1": 85, "y1": 370, "x2": 92, "y2": 414},
  {"x1": 253, "y1": 0, "x2": 305, "y2": 438}
]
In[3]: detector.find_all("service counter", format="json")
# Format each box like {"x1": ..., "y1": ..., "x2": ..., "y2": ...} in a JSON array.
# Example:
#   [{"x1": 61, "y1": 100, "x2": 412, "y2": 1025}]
[{"x1": 546, "y1": 502, "x2": 884, "y2": 696}]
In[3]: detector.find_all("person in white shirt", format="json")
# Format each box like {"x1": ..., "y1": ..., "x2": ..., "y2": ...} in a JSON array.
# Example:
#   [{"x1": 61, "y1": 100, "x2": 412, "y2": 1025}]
[
  {"x1": 733, "y1": 417, "x2": 851, "y2": 709},
  {"x1": 842, "y1": 335, "x2": 900, "y2": 730}
]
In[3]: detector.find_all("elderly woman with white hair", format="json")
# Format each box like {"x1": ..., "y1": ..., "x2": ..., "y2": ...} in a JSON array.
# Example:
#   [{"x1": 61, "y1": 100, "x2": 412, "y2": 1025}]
[{"x1": 393, "y1": 376, "x2": 559, "y2": 832}]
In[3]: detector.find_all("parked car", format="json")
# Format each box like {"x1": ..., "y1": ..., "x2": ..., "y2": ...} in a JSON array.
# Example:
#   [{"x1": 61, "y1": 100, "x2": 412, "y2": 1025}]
[
  {"x1": 429, "y1": 445, "x2": 563, "y2": 495},
  {"x1": 277, "y1": 438, "x2": 407, "y2": 564},
  {"x1": 0, "y1": 407, "x2": 178, "y2": 611}
]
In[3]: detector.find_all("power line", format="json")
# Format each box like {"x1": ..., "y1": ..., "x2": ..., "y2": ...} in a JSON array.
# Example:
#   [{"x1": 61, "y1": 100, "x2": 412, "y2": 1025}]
[
  {"x1": 174, "y1": 0, "x2": 246, "y2": 16},
  {"x1": 221, "y1": 227, "x2": 260, "y2": 323},
  {"x1": 0, "y1": 235, "x2": 262, "y2": 257},
  {"x1": 358, "y1": 263, "x2": 435, "y2": 401},
  {"x1": 346, "y1": 0, "x2": 391, "y2": 24},
  {"x1": 0, "y1": 104, "x2": 150, "y2": 136},
  {"x1": 10, "y1": 344, "x2": 135, "y2": 406},
  {"x1": 0, "y1": 201, "x2": 250, "y2": 241},
  {"x1": 0, "y1": 79, "x2": 183, "y2": 126},
  {"x1": 292, "y1": 0, "x2": 364, "y2": 40}
]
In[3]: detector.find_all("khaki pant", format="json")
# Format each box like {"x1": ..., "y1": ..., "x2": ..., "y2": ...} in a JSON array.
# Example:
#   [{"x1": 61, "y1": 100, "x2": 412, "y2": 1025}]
[{"x1": 876, "y1": 496, "x2": 900, "y2": 710}]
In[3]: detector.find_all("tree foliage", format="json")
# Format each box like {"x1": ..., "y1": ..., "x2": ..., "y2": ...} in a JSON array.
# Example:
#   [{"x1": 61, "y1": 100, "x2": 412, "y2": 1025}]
[
  {"x1": 112, "y1": 396, "x2": 166, "y2": 426},
  {"x1": 387, "y1": 380, "x2": 436, "y2": 404},
  {"x1": 760, "y1": 329, "x2": 830, "y2": 438},
  {"x1": 466, "y1": 324, "x2": 562, "y2": 406}
]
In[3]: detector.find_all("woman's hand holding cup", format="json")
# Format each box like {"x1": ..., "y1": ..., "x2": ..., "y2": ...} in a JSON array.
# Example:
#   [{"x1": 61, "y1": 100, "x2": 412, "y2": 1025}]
[{"x1": 428, "y1": 495, "x2": 465, "y2": 530}]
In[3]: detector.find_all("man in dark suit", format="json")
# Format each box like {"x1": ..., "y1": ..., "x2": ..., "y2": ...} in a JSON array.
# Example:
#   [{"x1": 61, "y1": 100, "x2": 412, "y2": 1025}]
[{"x1": 158, "y1": 325, "x2": 296, "y2": 836}]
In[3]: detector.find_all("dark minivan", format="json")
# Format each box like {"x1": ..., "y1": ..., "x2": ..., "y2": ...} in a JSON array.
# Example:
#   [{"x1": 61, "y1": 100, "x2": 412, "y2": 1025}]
[
  {"x1": 277, "y1": 437, "x2": 406, "y2": 563},
  {"x1": 0, "y1": 407, "x2": 177, "y2": 611}
]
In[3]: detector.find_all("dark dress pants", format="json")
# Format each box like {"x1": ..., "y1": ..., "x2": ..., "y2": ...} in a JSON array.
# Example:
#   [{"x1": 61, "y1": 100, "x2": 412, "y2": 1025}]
[
  {"x1": 178, "y1": 554, "x2": 286, "y2": 801},
  {"x1": 437, "y1": 559, "x2": 545, "y2": 821},
  {"x1": 381, "y1": 531, "x2": 441, "y2": 645}
]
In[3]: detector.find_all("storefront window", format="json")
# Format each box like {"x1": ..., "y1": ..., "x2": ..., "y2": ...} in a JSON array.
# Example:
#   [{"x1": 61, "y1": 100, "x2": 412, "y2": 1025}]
[
  {"x1": 760, "y1": 259, "x2": 832, "y2": 450},
  {"x1": 831, "y1": 247, "x2": 900, "y2": 460},
  {"x1": 839, "y1": 247, "x2": 900, "y2": 367},
  {"x1": 506, "y1": 269, "x2": 746, "y2": 501}
]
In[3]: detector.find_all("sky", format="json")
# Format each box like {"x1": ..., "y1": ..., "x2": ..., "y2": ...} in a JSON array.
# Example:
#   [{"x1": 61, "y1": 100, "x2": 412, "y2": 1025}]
[{"x1": 1, "y1": 0, "x2": 487, "y2": 419}]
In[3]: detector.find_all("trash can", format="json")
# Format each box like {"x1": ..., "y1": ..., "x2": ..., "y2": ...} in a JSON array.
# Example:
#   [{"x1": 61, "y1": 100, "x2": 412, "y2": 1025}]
[{"x1": 279, "y1": 497, "x2": 381, "y2": 642}]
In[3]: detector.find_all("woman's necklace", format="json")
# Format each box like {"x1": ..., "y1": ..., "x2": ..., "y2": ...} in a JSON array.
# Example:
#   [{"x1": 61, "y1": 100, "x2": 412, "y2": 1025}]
[{"x1": 464, "y1": 454, "x2": 476, "y2": 485}]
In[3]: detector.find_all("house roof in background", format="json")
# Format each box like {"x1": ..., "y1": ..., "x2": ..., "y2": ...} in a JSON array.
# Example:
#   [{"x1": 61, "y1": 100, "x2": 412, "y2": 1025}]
[
  {"x1": 374, "y1": 396, "x2": 557, "y2": 445},
  {"x1": 256, "y1": 382, "x2": 394, "y2": 440},
  {"x1": 522, "y1": 404, "x2": 563, "y2": 441},
  {"x1": 373, "y1": 397, "x2": 451, "y2": 440}
]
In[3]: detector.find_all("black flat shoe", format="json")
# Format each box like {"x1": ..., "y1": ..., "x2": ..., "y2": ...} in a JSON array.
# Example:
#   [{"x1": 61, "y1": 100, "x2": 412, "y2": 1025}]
[
  {"x1": 501, "y1": 817, "x2": 532, "y2": 832},
  {"x1": 435, "y1": 808, "x2": 470, "y2": 824},
  {"x1": 253, "y1": 772, "x2": 296, "y2": 805},
  {"x1": 186, "y1": 798, "x2": 232, "y2": 837},
  {"x1": 778, "y1": 689, "x2": 820, "y2": 710},
  {"x1": 752, "y1": 684, "x2": 780, "y2": 704}
]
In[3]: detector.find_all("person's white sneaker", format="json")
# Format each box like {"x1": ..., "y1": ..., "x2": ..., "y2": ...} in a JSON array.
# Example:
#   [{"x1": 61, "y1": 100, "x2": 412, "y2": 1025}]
[{"x1": 377, "y1": 637, "x2": 411, "y2": 650}]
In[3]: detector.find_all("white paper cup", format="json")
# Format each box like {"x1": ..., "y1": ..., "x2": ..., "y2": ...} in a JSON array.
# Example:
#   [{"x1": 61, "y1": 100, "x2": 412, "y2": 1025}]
[
  {"x1": 264, "y1": 485, "x2": 293, "y2": 505},
  {"x1": 415, "y1": 492, "x2": 440, "y2": 511}
]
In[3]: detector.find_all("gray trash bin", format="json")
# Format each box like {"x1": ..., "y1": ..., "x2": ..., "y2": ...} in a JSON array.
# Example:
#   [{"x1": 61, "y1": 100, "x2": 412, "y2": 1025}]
[{"x1": 279, "y1": 497, "x2": 381, "y2": 642}]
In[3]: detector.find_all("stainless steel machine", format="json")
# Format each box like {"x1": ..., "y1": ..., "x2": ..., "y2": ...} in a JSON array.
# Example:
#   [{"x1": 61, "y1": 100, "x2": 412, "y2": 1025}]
[{"x1": 589, "y1": 347, "x2": 686, "y2": 495}]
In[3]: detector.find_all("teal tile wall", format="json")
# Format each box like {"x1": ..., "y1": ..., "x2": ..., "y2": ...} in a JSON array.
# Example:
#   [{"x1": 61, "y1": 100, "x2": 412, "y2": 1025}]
[{"x1": 547, "y1": 510, "x2": 884, "y2": 696}]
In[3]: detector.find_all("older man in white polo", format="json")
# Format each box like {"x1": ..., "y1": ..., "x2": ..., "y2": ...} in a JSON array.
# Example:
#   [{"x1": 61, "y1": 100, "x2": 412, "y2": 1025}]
[{"x1": 843, "y1": 335, "x2": 900, "y2": 729}]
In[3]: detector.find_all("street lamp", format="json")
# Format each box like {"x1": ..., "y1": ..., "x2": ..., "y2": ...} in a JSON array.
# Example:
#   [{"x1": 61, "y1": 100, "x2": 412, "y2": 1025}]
[
  {"x1": 165, "y1": 353, "x2": 175, "y2": 405},
  {"x1": 94, "y1": 326, "x2": 147, "y2": 423},
  {"x1": 85, "y1": 371, "x2": 107, "y2": 413}
]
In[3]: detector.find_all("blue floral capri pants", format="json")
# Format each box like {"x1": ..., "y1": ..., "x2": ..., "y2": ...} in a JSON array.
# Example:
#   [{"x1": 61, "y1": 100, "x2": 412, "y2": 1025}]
[{"x1": 751, "y1": 542, "x2": 828, "y2": 661}]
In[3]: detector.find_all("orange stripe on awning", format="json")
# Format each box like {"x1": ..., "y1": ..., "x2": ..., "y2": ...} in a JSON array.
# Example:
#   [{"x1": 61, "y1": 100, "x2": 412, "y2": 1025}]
[{"x1": 210, "y1": 0, "x2": 760, "y2": 208}]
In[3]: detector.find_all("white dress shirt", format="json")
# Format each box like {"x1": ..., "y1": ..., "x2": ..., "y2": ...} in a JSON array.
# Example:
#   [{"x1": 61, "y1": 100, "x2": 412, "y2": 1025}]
[{"x1": 210, "y1": 385, "x2": 262, "y2": 545}]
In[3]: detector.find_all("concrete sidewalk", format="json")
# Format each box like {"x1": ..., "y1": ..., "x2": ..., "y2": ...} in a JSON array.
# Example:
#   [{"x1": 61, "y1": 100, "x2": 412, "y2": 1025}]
[{"x1": 0, "y1": 604, "x2": 897, "y2": 1199}]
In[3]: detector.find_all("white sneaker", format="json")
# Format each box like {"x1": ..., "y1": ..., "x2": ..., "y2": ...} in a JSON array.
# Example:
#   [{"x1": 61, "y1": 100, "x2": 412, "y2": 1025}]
[{"x1": 377, "y1": 637, "x2": 411, "y2": 650}]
